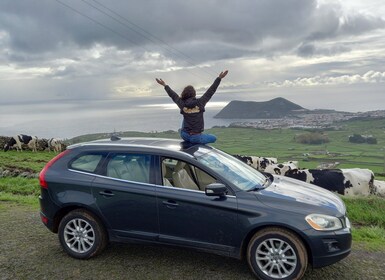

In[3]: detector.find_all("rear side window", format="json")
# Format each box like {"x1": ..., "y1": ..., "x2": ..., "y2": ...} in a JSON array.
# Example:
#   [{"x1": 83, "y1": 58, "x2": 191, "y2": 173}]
[
  {"x1": 106, "y1": 153, "x2": 151, "y2": 184},
  {"x1": 70, "y1": 153, "x2": 104, "y2": 173}
]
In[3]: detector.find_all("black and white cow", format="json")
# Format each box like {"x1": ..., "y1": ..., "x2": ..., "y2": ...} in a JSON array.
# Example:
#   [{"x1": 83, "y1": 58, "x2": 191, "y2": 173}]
[
  {"x1": 373, "y1": 180, "x2": 385, "y2": 198},
  {"x1": 4, "y1": 134, "x2": 38, "y2": 152},
  {"x1": 47, "y1": 138, "x2": 62, "y2": 153},
  {"x1": 265, "y1": 165, "x2": 374, "y2": 197},
  {"x1": 233, "y1": 155, "x2": 278, "y2": 171},
  {"x1": 264, "y1": 162, "x2": 299, "y2": 176}
]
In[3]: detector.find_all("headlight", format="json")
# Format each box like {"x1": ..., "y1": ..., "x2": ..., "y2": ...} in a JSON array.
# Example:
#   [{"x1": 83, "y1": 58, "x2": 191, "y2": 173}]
[
  {"x1": 345, "y1": 216, "x2": 351, "y2": 229},
  {"x1": 305, "y1": 214, "x2": 343, "y2": 231}
]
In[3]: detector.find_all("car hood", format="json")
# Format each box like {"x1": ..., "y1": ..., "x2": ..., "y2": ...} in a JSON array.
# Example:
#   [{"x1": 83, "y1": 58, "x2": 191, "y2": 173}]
[{"x1": 257, "y1": 175, "x2": 346, "y2": 215}]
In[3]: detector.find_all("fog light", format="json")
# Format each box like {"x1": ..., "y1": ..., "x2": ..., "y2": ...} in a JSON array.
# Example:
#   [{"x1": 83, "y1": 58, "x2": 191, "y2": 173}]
[{"x1": 323, "y1": 239, "x2": 339, "y2": 252}]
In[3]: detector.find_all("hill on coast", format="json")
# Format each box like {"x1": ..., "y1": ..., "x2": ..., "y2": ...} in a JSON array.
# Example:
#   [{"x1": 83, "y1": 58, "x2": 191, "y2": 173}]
[{"x1": 215, "y1": 97, "x2": 318, "y2": 119}]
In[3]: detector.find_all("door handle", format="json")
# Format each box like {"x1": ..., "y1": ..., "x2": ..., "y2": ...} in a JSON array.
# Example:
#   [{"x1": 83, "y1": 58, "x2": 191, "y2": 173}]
[
  {"x1": 162, "y1": 200, "x2": 179, "y2": 208},
  {"x1": 99, "y1": 190, "x2": 115, "y2": 197}
]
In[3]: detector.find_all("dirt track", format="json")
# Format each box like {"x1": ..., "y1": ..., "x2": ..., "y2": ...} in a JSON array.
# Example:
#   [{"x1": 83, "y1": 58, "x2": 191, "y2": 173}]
[{"x1": 0, "y1": 203, "x2": 384, "y2": 280}]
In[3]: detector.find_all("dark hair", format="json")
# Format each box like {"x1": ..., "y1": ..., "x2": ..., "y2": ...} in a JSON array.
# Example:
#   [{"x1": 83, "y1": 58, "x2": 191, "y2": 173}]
[{"x1": 181, "y1": 85, "x2": 196, "y2": 100}]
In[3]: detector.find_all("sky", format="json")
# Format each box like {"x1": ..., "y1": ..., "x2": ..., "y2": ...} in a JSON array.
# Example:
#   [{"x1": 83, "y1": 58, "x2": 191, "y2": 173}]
[{"x1": 1, "y1": 0, "x2": 385, "y2": 138}]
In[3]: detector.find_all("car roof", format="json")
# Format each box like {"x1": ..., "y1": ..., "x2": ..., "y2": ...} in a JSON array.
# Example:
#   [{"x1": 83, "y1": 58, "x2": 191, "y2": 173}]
[{"x1": 67, "y1": 137, "x2": 214, "y2": 157}]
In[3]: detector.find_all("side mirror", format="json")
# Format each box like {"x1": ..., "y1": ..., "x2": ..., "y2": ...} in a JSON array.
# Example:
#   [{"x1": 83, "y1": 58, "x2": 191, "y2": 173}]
[{"x1": 205, "y1": 183, "x2": 227, "y2": 197}]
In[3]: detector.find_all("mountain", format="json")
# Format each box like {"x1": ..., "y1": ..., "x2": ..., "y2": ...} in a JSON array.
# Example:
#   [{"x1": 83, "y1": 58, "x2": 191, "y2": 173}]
[{"x1": 214, "y1": 97, "x2": 308, "y2": 119}]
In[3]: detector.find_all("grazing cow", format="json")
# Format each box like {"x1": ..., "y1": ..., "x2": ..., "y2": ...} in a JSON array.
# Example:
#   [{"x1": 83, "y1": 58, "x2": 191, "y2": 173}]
[
  {"x1": 339, "y1": 169, "x2": 374, "y2": 196},
  {"x1": 233, "y1": 155, "x2": 277, "y2": 170},
  {"x1": 373, "y1": 180, "x2": 385, "y2": 198},
  {"x1": 4, "y1": 135, "x2": 38, "y2": 152},
  {"x1": 47, "y1": 138, "x2": 62, "y2": 153},
  {"x1": 264, "y1": 162, "x2": 299, "y2": 176},
  {"x1": 270, "y1": 167, "x2": 374, "y2": 197}
]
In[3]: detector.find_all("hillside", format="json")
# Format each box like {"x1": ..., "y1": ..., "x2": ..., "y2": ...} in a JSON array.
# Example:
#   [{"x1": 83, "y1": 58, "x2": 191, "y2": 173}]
[{"x1": 214, "y1": 97, "x2": 308, "y2": 119}]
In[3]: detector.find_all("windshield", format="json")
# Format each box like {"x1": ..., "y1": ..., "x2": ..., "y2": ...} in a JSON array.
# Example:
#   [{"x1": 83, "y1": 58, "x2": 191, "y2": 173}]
[{"x1": 195, "y1": 148, "x2": 267, "y2": 191}]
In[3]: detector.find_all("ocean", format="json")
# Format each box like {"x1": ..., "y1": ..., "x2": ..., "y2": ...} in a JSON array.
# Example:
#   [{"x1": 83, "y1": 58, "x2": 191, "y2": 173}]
[{"x1": 0, "y1": 98, "x2": 234, "y2": 139}]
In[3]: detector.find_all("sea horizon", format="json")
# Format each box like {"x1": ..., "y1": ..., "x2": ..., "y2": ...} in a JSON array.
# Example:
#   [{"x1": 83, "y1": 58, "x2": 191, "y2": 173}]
[
  {"x1": 1, "y1": 95, "x2": 384, "y2": 140},
  {"x1": 0, "y1": 101, "x2": 233, "y2": 139}
]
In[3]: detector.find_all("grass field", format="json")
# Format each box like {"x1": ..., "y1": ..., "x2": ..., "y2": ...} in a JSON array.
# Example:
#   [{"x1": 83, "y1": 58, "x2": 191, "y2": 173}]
[
  {"x1": 1, "y1": 119, "x2": 385, "y2": 250},
  {"x1": 211, "y1": 119, "x2": 385, "y2": 179},
  {"x1": 68, "y1": 118, "x2": 385, "y2": 178}
]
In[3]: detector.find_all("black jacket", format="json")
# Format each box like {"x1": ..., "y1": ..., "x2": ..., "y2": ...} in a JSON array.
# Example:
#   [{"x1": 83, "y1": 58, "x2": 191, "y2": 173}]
[{"x1": 165, "y1": 77, "x2": 222, "y2": 134}]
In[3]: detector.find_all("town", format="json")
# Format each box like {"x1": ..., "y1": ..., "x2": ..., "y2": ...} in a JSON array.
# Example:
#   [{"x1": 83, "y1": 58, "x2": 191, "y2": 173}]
[{"x1": 228, "y1": 110, "x2": 385, "y2": 130}]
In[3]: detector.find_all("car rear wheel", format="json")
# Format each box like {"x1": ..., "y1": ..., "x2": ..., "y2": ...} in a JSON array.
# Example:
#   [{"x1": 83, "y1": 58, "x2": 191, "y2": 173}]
[
  {"x1": 58, "y1": 209, "x2": 108, "y2": 259},
  {"x1": 247, "y1": 227, "x2": 308, "y2": 280}
]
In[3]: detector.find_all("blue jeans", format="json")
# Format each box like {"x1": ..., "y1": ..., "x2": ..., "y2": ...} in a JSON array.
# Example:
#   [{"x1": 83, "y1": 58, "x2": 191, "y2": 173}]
[{"x1": 180, "y1": 130, "x2": 217, "y2": 144}]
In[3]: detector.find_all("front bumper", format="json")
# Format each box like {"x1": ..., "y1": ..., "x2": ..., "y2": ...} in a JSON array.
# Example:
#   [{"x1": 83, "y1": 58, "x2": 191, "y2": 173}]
[{"x1": 305, "y1": 227, "x2": 352, "y2": 268}]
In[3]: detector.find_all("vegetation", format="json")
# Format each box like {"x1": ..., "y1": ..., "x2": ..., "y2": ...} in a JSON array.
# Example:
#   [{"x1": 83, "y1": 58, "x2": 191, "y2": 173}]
[
  {"x1": 342, "y1": 196, "x2": 385, "y2": 250},
  {"x1": 349, "y1": 134, "x2": 377, "y2": 144},
  {"x1": 0, "y1": 151, "x2": 53, "y2": 173}
]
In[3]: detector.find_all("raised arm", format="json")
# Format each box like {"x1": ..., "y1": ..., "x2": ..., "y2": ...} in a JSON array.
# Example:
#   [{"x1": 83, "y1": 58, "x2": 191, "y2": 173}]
[
  {"x1": 199, "y1": 70, "x2": 229, "y2": 106},
  {"x1": 219, "y1": 70, "x2": 228, "y2": 79},
  {"x1": 156, "y1": 78, "x2": 166, "y2": 86},
  {"x1": 155, "y1": 78, "x2": 183, "y2": 108}
]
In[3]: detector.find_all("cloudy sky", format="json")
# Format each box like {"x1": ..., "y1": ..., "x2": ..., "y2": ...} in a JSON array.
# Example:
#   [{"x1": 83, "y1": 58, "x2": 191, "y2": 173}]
[{"x1": 1, "y1": 0, "x2": 385, "y2": 138}]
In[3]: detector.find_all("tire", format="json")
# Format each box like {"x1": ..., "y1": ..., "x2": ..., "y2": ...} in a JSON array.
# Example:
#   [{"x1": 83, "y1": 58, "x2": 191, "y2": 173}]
[
  {"x1": 247, "y1": 227, "x2": 308, "y2": 280},
  {"x1": 58, "y1": 209, "x2": 108, "y2": 259}
]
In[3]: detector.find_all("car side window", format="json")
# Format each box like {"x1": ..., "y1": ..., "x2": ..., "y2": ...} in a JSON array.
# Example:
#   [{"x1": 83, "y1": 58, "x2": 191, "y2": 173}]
[
  {"x1": 161, "y1": 158, "x2": 216, "y2": 191},
  {"x1": 107, "y1": 153, "x2": 151, "y2": 184},
  {"x1": 70, "y1": 153, "x2": 104, "y2": 173}
]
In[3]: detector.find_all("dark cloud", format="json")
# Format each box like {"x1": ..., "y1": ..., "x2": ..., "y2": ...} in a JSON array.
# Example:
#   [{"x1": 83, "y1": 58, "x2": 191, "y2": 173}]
[
  {"x1": 297, "y1": 42, "x2": 351, "y2": 57},
  {"x1": 340, "y1": 13, "x2": 385, "y2": 35},
  {"x1": 1, "y1": 0, "x2": 384, "y2": 64},
  {"x1": 297, "y1": 43, "x2": 317, "y2": 57}
]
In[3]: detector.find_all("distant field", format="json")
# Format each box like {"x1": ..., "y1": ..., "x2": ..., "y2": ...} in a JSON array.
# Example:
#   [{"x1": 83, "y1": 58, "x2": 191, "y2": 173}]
[{"x1": 208, "y1": 118, "x2": 385, "y2": 179}]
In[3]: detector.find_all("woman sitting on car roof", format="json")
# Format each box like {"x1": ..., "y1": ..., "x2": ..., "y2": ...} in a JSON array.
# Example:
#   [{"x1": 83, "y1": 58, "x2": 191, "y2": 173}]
[{"x1": 156, "y1": 70, "x2": 228, "y2": 144}]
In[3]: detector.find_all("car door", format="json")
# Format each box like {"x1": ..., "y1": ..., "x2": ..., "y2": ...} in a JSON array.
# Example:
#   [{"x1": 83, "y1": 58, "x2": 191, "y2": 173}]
[
  {"x1": 156, "y1": 157, "x2": 239, "y2": 254},
  {"x1": 92, "y1": 152, "x2": 158, "y2": 241}
]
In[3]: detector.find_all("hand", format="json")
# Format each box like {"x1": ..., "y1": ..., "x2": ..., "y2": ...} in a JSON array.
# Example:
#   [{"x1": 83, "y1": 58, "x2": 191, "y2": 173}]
[
  {"x1": 219, "y1": 70, "x2": 228, "y2": 79},
  {"x1": 156, "y1": 78, "x2": 166, "y2": 86}
]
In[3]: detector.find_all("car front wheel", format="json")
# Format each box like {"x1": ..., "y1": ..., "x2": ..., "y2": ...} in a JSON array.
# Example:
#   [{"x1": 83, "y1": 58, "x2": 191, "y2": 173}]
[
  {"x1": 58, "y1": 209, "x2": 108, "y2": 259},
  {"x1": 247, "y1": 227, "x2": 308, "y2": 280}
]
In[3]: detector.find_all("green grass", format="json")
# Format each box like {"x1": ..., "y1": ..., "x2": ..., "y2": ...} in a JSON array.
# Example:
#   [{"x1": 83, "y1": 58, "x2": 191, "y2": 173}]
[
  {"x1": 0, "y1": 177, "x2": 40, "y2": 207},
  {"x1": 351, "y1": 226, "x2": 385, "y2": 251},
  {"x1": 341, "y1": 196, "x2": 385, "y2": 251},
  {"x1": 0, "y1": 177, "x2": 40, "y2": 196},
  {"x1": 206, "y1": 125, "x2": 385, "y2": 179},
  {"x1": 0, "y1": 150, "x2": 55, "y2": 173},
  {"x1": 342, "y1": 196, "x2": 385, "y2": 228},
  {"x1": 0, "y1": 192, "x2": 39, "y2": 207}
]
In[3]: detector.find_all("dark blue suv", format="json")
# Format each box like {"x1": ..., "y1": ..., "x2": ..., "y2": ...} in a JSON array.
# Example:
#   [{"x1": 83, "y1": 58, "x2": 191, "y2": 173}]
[{"x1": 39, "y1": 137, "x2": 351, "y2": 280}]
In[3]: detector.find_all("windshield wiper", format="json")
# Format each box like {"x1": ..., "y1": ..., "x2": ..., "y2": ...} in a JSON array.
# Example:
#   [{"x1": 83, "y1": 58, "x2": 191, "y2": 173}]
[
  {"x1": 262, "y1": 177, "x2": 271, "y2": 188},
  {"x1": 248, "y1": 178, "x2": 270, "y2": 192},
  {"x1": 247, "y1": 186, "x2": 260, "y2": 192}
]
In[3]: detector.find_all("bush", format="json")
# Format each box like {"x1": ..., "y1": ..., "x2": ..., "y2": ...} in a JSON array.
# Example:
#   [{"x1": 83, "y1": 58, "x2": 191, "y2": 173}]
[
  {"x1": 349, "y1": 134, "x2": 366, "y2": 143},
  {"x1": 366, "y1": 137, "x2": 377, "y2": 144},
  {"x1": 349, "y1": 134, "x2": 377, "y2": 144}
]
